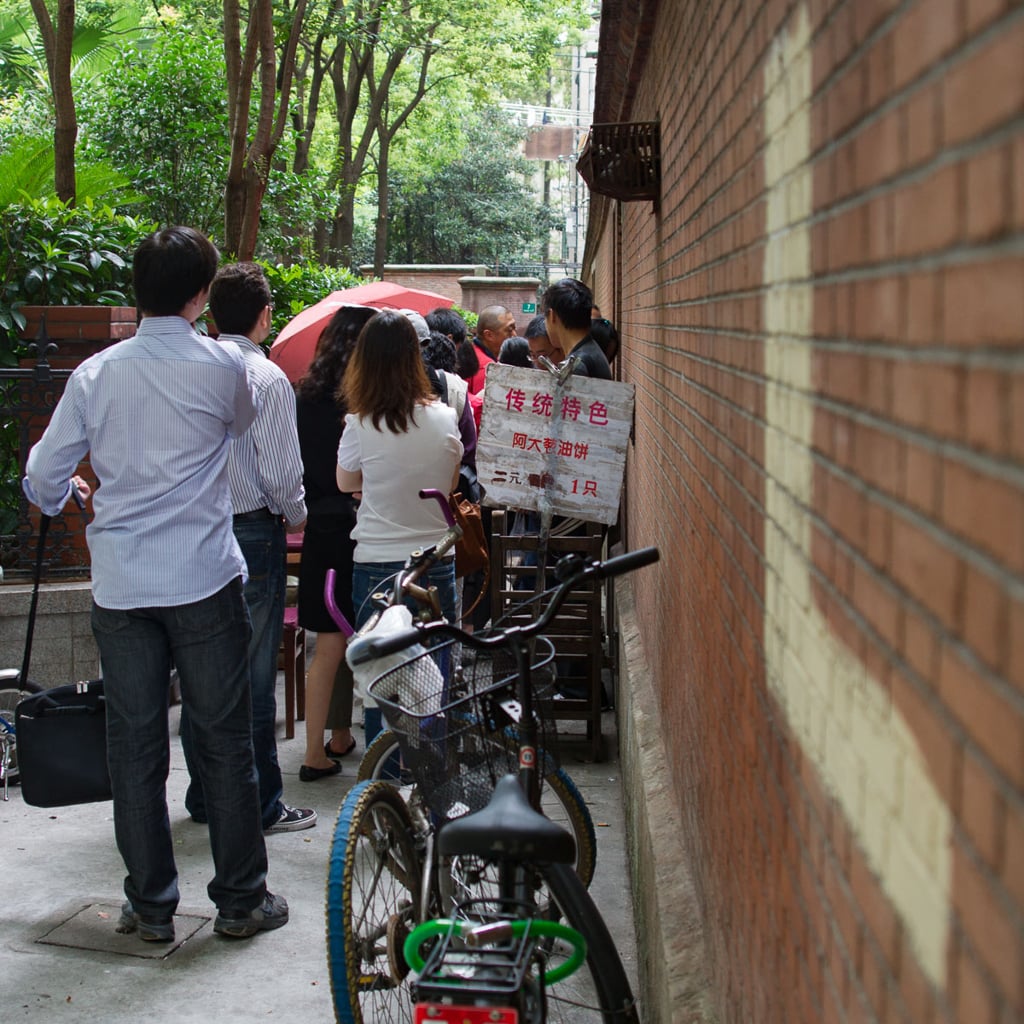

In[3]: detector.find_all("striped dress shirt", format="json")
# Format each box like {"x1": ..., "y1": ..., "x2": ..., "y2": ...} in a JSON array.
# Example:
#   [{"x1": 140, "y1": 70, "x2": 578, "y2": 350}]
[
  {"x1": 222, "y1": 334, "x2": 306, "y2": 526},
  {"x1": 23, "y1": 316, "x2": 256, "y2": 609}
]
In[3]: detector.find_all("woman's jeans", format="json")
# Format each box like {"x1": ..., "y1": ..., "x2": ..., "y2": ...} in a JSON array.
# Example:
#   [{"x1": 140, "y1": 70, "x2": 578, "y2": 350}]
[
  {"x1": 92, "y1": 578, "x2": 268, "y2": 919},
  {"x1": 352, "y1": 558, "x2": 457, "y2": 746}
]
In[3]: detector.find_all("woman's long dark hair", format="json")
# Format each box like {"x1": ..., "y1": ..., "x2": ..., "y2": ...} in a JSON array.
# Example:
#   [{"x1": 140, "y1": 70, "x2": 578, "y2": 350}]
[
  {"x1": 295, "y1": 305, "x2": 376, "y2": 403},
  {"x1": 342, "y1": 309, "x2": 434, "y2": 433}
]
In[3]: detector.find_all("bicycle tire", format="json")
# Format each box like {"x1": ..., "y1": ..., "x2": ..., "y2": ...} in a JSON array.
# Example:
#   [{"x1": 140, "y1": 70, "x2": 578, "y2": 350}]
[
  {"x1": 357, "y1": 730, "x2": 597, "y2": 889},
  {"x1": 542, "y1": 861, "x2": 640, "y2": 1024},
  {"x1": 327, "y1": 780, "x2": 423, "y2": 1024}
]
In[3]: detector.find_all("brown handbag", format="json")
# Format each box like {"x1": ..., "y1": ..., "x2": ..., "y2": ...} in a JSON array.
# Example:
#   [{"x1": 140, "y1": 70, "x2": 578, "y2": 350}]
[{"x1": 449, "y1": 491, "x2": 488, "y2": 580}]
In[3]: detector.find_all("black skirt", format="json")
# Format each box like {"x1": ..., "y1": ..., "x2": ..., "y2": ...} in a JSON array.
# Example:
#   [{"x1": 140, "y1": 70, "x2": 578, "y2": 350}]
[{"x1": 297, "y1": 502, "x2": 357, "y2": 633}]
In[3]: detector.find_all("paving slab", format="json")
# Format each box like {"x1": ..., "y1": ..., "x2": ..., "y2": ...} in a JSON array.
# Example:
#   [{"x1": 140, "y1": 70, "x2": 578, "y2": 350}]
[{"x1": 0, "y1": 680, "x2": 638, "y2": 1022}]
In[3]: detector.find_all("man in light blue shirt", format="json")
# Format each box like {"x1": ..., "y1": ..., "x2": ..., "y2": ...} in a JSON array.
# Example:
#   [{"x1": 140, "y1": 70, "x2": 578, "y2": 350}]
[
  {"x1": 180, "y1": 262, "x2": 313, "y2": 835},
  {"x1": 23, "y1": 227, "x2": 288, "y2": 942}
]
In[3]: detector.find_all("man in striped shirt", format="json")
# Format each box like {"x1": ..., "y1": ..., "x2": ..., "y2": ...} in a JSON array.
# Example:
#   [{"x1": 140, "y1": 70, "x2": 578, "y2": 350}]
[
  {"x1": 180, "y1": 262, "x2": 312, "y2": 834},
  {"x1": 23, "y1": 227, "x2": 288, "y2": 942}
]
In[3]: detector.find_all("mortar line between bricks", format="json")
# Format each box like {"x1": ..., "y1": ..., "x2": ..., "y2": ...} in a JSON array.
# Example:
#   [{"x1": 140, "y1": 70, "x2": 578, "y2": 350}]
[{"x1": 812, "y1": 4, "x2": 1024, "y2": 165}]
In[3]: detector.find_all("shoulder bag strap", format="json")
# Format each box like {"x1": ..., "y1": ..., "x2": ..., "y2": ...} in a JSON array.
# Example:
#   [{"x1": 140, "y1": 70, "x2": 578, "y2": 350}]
[{"x1": 19, "y1": 513, "x2": 51, "y2": 687}]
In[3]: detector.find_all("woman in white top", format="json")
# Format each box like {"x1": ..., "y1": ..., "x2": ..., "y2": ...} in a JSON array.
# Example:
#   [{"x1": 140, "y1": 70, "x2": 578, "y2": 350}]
[{"x1": 336, "y1": 310, "x2": 463, "y2": 743}]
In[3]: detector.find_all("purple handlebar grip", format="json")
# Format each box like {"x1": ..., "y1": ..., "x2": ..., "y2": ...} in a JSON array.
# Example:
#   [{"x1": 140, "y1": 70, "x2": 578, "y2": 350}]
[
  {"x1": 418, "y1": 487, "x2": 456, "y2": 528},
  {"x1": 324, "y1": 569, "x2": 355, "y2": 638}
]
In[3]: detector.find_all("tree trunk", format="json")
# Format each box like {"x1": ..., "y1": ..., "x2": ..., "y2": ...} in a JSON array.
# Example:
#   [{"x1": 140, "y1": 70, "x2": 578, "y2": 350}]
[
  {"x1": 30, "y1": 0, "x2": 77, "y2": 205},
  {"x1": 372, "y1": 139, "x2": 390, "y2": 277},
  {"x1": 223, "y1": 0, "x2": 307, "y2": 259}
]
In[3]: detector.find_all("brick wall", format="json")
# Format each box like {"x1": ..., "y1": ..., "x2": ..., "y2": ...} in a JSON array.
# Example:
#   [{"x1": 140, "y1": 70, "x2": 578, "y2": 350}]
[{"x1": 590, "y1": 1, "x2": 1023, "y2": 1021}]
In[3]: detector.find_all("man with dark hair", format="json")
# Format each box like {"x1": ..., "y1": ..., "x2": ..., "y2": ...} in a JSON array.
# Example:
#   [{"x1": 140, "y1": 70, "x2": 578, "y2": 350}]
[
  {"x1": 542, "y1": 278, "x2": 611, "y2": 380},
  {"x1": 524, "y1": 312, "x2": 564, "y2": 366},
  {"x1": 181, "y1": 262, "x2": 312, "y2": 835},
  {"x1": 23, "y1": 227, "x2": 289, "y2": 943},
  {"x1": 465, "y1": 304, "x2": 516, "y2": 392},
  {"x1": 425, "y1": 307, "x2": 468, "y2": 347}
]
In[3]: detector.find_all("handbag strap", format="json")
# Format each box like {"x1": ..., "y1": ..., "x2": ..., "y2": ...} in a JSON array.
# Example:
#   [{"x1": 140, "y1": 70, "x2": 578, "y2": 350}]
[{"x1": 19, "y1": 513, "x2": 51, "y2": 687}]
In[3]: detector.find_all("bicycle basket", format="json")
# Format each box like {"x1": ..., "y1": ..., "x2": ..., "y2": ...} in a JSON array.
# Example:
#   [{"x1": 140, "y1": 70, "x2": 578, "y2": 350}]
[{"x1": 367, "y1": 636, "x2": 557, "y2": 821}]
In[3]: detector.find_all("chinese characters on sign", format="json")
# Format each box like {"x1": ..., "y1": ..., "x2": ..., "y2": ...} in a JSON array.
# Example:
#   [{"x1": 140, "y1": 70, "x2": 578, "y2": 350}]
[{"x1": 476, "y1": 364, "x2": 636, "y2": 525}]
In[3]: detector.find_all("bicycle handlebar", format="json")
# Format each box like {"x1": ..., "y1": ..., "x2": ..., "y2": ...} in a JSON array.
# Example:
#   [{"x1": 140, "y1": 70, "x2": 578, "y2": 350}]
[
  {"x1": 419, "y1": 487, "x2": 456, "y2": 528},
  {"x1": 346, "y1": 545, "x2": 660, "y2": 665}
]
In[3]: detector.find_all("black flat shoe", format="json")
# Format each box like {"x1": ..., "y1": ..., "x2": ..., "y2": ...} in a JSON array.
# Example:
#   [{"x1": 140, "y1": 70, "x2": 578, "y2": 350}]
[
  {"x1": 299, "y1": 762, "x2": 342, "y2": 782},
  {"x1": 325, "y1": 738, "x2": 357, "y2": 761}
]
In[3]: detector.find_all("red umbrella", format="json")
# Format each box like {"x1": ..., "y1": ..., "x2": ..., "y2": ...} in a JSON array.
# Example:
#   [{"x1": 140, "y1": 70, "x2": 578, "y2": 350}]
[{"x1": 269, "y1": 282, "x2": 455, "y2": 382}]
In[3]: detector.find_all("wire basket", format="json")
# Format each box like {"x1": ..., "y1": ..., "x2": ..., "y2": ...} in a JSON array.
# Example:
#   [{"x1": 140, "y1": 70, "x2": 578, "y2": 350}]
[{"x1": 367, "y1": 636, "x2": 557, "y2": 822}]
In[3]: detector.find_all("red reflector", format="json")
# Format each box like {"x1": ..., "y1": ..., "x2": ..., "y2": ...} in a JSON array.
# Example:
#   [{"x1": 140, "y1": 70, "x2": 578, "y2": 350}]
[{"x1": 414, "y1": 1005, "x2": 518, "y2": 1024}]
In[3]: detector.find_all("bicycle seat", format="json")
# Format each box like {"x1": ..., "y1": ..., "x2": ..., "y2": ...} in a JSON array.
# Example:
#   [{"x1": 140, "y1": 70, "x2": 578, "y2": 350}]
[{"x1": 438, "y1": 774, "x2": 577, "y2": 865}]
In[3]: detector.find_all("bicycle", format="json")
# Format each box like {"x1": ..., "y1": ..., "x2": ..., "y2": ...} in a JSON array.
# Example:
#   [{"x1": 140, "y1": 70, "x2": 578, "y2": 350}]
[
  {"x1": 325, "y1": 522, "x2": 658, "y2": 1024},
  {"x1": 324, "y1": 490, "x2": 599, "y2": 889},
  {"x1": 0, "y1": 669, "x2": 42, "y2": 801}
]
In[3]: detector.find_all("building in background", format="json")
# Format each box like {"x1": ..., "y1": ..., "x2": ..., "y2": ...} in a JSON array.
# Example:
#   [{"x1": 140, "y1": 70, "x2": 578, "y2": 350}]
[
  {"x1": 583, "y1": 1, "x2": 1024, "y2": 1022},
  {"x1": 505, "y1": 11, "x2": 599, "y2": 282}
]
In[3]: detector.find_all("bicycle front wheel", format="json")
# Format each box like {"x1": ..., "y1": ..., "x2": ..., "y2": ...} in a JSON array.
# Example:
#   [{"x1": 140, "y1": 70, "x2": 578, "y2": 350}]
[
  {"x1": 327, "y1": 780, "x2": 423, "y2": 1024},
  {"x1": 357, "y1": 729, "x2": 597, "y2": 888}
]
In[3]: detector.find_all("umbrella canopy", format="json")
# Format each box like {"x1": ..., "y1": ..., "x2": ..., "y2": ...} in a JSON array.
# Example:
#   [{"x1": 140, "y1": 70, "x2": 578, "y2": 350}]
[{"x1": 269, "y1": 282, "x2": 455, "y2": 382}]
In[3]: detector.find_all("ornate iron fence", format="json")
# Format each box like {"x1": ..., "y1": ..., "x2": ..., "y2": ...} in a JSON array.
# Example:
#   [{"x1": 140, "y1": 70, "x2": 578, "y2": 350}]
[{"x1": 1, "y1": 328, "x2": 92, "y2": 582}]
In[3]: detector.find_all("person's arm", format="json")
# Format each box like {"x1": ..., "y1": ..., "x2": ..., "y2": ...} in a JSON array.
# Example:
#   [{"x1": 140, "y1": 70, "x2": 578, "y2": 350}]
[
  {"x1": 253, "y1": 376, "x2": 307, "y2": 530},
  {"x1": 456, "y1": 395, "x2": 477, "y2": 470},
  {"x1": 226, "y1": 350, "x2": 258, "y2": 438},
  {"x1": 23, "y1": 375, "x2": 90, "y2": 515},
  {"x1": 336, "y1": 415, "x2": 363, "y2": 494}
]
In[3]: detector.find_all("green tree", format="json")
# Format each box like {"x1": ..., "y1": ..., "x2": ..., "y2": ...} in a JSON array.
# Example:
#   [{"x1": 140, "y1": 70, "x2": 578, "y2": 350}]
[
  {"x1": 222, "y1": 0, "x2": 308, "y2": 259},
  {"x1": 385, "y1": 109, "x2": 556, "y2": 266},
  {"x1": 288, "y1": 0, "x2": 587, "y2": 267},
  {"x1": 77, "y1": 22, "x2": 229, "y2": 235}
]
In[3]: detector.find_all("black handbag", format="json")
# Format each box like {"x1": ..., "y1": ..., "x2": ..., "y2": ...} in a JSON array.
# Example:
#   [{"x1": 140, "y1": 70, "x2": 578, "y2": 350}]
[{"x1": 14, "y1": 511, "x2": 112, "y2": 807}]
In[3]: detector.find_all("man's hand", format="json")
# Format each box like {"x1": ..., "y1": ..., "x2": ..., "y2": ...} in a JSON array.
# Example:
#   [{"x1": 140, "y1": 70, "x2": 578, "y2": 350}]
[
  {"x1": 286, "y1": 518, "x2": 307, "y2": 535},
  {"x1": 70, "y1": 475, "x2": 91, "y2": 505}
]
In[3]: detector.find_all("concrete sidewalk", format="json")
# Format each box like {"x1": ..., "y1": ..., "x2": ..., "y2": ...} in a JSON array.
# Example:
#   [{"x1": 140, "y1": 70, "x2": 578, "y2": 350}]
[{"x1": 1, "y1": 692, "x2": 638, "y2": 1023}]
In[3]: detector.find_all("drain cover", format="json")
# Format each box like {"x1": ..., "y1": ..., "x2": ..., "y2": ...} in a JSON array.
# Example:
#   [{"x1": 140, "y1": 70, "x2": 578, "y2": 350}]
[{"x1": 36, "y1": 901, "x2": 209, "y2": 959}]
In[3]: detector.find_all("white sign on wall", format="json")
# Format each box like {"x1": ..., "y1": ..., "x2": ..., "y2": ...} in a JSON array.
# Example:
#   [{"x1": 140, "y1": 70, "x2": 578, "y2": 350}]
[{"x1": 476, "y1": 364, "x2": 635, "y2": 526}]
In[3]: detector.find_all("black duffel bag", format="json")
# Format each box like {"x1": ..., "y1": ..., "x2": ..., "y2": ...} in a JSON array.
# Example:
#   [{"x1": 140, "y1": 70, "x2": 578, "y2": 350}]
[
  {"x1": 16, "y1": 680, "x2": 112, "y2": 807},
  {"x1": 14, "y1": 504, "x2": 112, "y2": 808}
]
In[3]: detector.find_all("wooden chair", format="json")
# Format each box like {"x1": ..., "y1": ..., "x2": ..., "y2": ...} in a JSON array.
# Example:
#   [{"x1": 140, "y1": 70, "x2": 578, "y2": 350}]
[
  {"x1": 282, "y1": 605, "x2": 306, "y2": 739},
  {"x1": 490, "y1": 511, "x2": 608, "y2": 760}
]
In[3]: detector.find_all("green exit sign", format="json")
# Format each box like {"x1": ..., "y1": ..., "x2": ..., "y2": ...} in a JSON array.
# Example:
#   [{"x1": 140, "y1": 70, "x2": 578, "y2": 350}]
[{"x1": 522, "y1": 302, "x2": 537, "y2": 313}]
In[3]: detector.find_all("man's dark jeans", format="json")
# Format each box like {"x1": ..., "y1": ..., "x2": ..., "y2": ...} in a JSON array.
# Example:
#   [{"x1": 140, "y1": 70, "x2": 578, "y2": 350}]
[
  {"x1": 92, "y1": 579, "x2": 268, "y2": 919},
  {"x1": 181, "y1": 515, "x2": 287, "y2": 830}
]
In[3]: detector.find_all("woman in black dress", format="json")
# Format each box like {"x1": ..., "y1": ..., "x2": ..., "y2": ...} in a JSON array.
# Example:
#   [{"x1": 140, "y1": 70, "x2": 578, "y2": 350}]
[{"x1": 294, "y1": 304, "x2": 376, "y2": 780}]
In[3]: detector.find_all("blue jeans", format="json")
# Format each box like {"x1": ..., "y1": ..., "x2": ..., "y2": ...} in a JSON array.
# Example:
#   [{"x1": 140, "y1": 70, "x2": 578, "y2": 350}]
[
  {"x1": 92, "y1": 579, "x2": 267, "y2": 919},
  {"x1": 181, "y1": 516, "x2": 286, "y2": 829},
  {"x1": 353, "y1": 558, "x2": 457, "y2": 746}
]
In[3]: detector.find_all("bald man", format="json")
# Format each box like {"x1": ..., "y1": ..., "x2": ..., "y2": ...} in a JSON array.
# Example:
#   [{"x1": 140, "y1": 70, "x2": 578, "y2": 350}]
[{"x1": 466, "y1": 305, "x2": 516, "y2": 393}]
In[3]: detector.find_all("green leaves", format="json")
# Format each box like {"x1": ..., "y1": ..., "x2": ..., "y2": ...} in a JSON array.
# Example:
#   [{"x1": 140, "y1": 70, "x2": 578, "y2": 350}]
[{"x1": 0, "y1": 194, "x2": 154, "y2": 360}]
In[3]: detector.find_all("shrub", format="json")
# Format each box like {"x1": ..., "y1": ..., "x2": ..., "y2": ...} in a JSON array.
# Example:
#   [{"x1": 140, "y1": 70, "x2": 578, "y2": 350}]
[
  {"x1": 0, "y1": 196, "x2": 153, "y2": 364},
  {"x1": 259, "y1": 259, "x2": 363, "y2": 339}
]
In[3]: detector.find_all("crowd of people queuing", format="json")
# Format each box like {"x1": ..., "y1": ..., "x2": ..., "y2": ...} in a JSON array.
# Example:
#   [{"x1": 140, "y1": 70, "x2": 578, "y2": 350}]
[{"x1": 21, "y1": 223, "x2": 615, "y2": 945}]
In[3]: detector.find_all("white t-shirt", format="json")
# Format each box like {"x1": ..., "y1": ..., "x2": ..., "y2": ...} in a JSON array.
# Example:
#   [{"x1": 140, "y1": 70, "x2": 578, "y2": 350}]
[{"x1": 337, "y1": 400, "x2": 463, "y2": 562}]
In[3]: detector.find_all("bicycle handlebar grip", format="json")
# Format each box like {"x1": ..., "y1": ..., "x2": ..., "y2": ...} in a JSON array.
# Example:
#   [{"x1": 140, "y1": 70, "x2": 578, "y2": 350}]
[
  {"x1": 594, "y1": 546, "x2": 660, "y2": 579},
  {"x1": 419, "y1": 487, "x2": 456, "y2": 528},
  {"x1": 346, "y1": 626, "x2": 424, "y2": 665}
]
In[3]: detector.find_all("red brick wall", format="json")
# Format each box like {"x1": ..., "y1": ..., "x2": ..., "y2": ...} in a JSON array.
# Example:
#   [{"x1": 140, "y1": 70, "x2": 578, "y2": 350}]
[{"x1": 591, "y1": 1, "x2": 1023, "y2": 1021}]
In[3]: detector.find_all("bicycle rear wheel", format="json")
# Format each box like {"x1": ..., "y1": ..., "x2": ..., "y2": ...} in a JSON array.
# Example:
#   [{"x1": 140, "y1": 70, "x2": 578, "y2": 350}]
[
  {"x1": 327, "y1": 781, "x2": 423, "y2": 1024},
  {"x1": 540, "y1": 861, "x2": 640, "y2": 1024}
]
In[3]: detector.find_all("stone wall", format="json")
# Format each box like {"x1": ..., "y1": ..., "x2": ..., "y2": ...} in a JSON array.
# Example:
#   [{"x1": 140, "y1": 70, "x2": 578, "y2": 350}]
[{"x1": 0, "y1": 583, "x2": 99, "y2": 684}]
